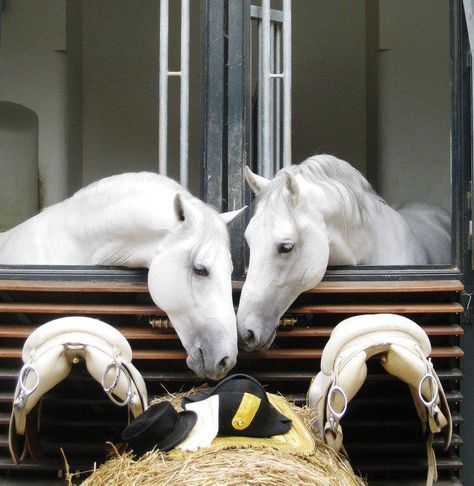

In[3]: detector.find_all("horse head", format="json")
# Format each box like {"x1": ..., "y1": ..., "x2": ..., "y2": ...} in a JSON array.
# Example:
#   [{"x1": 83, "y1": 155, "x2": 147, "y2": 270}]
[
  {"x1": 237, "y1": 166, "x2": 329, "y2": 352},
  {"x1": 148, "y1": 193, "x2": 245, "y2": 381}
]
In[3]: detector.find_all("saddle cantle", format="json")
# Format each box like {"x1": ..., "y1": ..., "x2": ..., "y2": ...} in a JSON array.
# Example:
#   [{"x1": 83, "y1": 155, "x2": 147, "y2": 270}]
[
  {"x1": 9, "y1": 317, "x2": 148, "y2": 464},
  {"x1": 307, "y1": 314, "x2": 452, "y2": 486}
]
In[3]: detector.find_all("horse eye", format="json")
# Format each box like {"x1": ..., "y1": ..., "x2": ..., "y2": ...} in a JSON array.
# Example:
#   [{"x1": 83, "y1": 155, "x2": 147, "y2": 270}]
[
  {"x1": 193, "y1": 264, "x2": 209, "y2": 277},
  {"x1": 278, "y1": 241, "x2": 295, "y2": 254}
]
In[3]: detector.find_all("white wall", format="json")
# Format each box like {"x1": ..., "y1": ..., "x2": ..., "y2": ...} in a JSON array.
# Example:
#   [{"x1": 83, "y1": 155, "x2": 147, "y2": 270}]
[
  {"x1": 0, "y1": 0, "x2": 453, "y2": 227},
  {"x1": 0, "y1": 102, "x2": 38, "y2": 231},
  {"x1": 0, "y1": 0, "x2": 70, "y2": 208},
  {"x1": 375, "y1": 0, "x2": 451, "y2": 210},
  {"x1": 291, "y1": 0, "x2": 451, "y2": 211},
  {"x1": 0, "y1": 0, "x2": 202, "y2": 231},
  {"x1": 80, "y1": 0, "x2": 202, "y2": 196},
  {"x1": 292, "y1": 0, "x2": 368, "y2": 174}
]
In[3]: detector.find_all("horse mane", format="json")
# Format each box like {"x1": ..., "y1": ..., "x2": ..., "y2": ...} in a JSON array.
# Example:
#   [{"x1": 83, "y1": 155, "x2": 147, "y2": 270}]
[{"x1": 256, "y1": 154, "x2": 386, "y2": 232}]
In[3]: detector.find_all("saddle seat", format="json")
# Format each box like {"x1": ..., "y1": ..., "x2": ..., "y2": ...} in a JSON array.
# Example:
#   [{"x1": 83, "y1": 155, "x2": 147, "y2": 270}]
[
  {"x1": 9, "y1": 316, "x2": 148, "y2": 464},
  {"x1": 307, "y1": 314, "x2": 452, "y2": 486}
]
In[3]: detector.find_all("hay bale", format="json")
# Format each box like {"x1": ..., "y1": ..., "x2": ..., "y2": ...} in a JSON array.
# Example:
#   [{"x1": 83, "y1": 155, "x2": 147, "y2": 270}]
[{"x1": 71, "y1": 389, "x2": 366, "y2": 486}]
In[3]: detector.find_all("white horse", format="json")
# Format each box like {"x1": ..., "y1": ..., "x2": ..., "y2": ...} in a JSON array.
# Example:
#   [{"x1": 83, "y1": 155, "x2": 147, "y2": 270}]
[
  {"x1": 237, "y1": 154, "x2": 450, "y2": 351},
  {"x1": 0, "y1": 172, "x2": 245, "y2": 380}
]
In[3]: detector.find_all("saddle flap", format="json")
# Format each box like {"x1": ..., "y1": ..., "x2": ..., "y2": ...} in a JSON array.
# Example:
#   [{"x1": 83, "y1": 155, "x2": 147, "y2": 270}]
[
  {"x1": 13, "y1": 345, "x2": 71, "y2": 435},
  {"x1": 381, "y1": 343, "x2": 452, "y2": 447},
  {"x1": 334, "y1": 350, "x2": 368, "y2": 404},
  {"x1": 380, "y1": 343, "x2": 428, "y2": 390},
  {"x1": 307, "y1": 372, "x2": 331, "y2": 435}
]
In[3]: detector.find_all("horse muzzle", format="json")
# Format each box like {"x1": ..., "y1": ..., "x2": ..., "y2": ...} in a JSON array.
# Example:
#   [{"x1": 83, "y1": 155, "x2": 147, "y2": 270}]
[
  {"x1": 186, "y1": 345, "x2": 237, "y2": 381},
  {"x1": 237, "y1": 313, "x2": 278, "y2": 352}
]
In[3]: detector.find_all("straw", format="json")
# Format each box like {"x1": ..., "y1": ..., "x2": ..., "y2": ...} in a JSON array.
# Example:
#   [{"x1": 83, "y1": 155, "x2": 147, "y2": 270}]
[{"x1": 68, "y1": 389, "x2": 366, "y2": 486}]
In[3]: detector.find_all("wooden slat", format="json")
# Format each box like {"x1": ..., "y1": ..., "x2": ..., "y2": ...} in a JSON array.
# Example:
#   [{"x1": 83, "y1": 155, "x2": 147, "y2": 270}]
[
  {"x1": 0, "y1": 302, "x2": 163, "y2": 315},
  {"x1": 0, "y1": 324, "x2": 463, "y2": 340},
  {"x1": 0, "y1": 302, "x2": 462, "y2": 316},
  {"x1": 305, "y1": 280, "x2": 464, "y2": 294},
  {"x1": 0, "y1": 279, "x2": 463, "y2": 294},
  {"x1": 276, "y1": 324, "x2": 464, "y2": 338},
  {"x1": 0, "y1": 345, "x2": 463, "y2": 360},
  {"x1": 0, "y1": 325, "x2": 178, "y2": 340},
  {"x1": 288, "y1": 303, "x2": 464, "y2": 314}
]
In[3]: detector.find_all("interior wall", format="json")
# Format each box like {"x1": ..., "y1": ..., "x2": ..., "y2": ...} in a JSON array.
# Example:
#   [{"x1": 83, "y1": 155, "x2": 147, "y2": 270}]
[
  {"x1": 375, "y1": 0, "x2": 451, "y2": 210},
  {"x1": 0, "y1": 102, "x2": 38, "y2": 231},
  {"x1": 0, "y1": 0, "x2": 202, "y2": 231},
  {"x1": 80, "y1": 0, "x2": 202, "y2": 196},
  {"x1": 292, "y1": 0, "x2": 368, "y2": 174},
  {"x1": 0, "y1": 0, "x2": 70, "y2": 208}
]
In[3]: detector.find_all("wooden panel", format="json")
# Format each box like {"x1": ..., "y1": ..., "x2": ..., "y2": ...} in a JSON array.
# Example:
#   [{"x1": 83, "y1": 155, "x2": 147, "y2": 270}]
[
  {"x1": 0, "y1": 278, "x2": 463, "y2": 483},
  {"x1": 0, "y1": 279, "x2": 464, "y2": 294},
  {"x1": 0, "y1": 346, "x2": 463, "y2": 360},
  {"x1": 0, "y1": 324, "x2": 463, "y2": 339},
  {"x1": 289, "y1": 303, "x2": 464, "y2": 314},
  {"x1": 0, "y1": 303, "x2": 163, "y2": 315}
]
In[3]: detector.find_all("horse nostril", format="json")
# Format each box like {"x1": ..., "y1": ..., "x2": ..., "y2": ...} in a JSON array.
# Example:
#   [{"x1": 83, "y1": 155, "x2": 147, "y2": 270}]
[
  {"x1": 218, "y1": 356, "x2": 230, "y2": 371},
  {"x1": 246, "y1": 329, "x2": 257, "y2": 346}
]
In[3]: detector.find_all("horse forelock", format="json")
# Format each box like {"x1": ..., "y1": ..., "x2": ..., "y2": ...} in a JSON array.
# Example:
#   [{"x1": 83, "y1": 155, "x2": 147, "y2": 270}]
[
  {"x1": 188, "y1": 204, "x2": 230, "y2": 264},
  {"x1": 254, "y1": 176, "x2": 300, "y2": 237}
]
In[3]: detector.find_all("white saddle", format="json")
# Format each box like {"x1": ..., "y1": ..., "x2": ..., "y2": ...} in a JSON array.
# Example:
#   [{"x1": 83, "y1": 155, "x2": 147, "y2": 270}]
[
  {"x1": 307, "y1": 314, "x2": 452, "y2": 486},
  {"x1": 9, "y1": 316, "x2": 148, "y2": 464}
]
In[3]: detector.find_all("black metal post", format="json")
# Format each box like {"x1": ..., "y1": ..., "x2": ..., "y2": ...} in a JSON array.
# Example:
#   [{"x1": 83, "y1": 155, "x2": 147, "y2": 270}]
[{"x1": 201, "y1": 0, "x2": 251, "y2": 278}]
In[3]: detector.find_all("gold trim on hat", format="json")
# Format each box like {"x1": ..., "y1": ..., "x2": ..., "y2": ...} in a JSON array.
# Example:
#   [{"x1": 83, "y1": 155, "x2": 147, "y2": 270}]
[{"x1": 231, "y1": 393, "x2": 261, "y2": 430}]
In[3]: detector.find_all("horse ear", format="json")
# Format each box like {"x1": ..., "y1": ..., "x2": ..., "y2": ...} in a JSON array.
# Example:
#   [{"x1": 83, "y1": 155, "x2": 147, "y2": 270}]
[
  {"x1": 244, "y1": 166, "x2": 270, "y2": 194},
  {"x1": 220, "y1": 206, "x2": 247, "y2": 225},
  {"x1": 174, "y1": 192, "x2": 196, "y2": 224},
  {"x1": 284, "y1": 171, "x2": 299, "y2": 204}
]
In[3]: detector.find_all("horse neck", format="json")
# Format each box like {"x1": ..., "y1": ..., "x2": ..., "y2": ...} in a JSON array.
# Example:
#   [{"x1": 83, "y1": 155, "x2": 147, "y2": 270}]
[
  {"x1": 303, "y1": 182, "x2": 424, "y2": 265},
  {"x1": 60, "y1": 185, "x2": 181, "y2": 267},
  {"x1": 300, "y1": 179, "x2": 383, "y2": 265}
]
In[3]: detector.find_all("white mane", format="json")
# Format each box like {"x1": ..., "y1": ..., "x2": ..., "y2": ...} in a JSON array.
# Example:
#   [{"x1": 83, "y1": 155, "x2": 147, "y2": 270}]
[{"x1": 256, "y1": 154, "x2": 386, "y2": 230}]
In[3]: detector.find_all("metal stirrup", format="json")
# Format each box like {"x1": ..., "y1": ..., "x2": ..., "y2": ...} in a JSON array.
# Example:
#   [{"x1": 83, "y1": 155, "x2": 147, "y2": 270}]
[
  {"x1": 14, "y1": 364, "x2": 40, "y2": 409},
  {"x1": 327, "y1": 385, "x2": 348, "y2": 432},
  {"x1": 418, "y1": 372, "x2": 439, "y2": 418},
  {"x1": 101, "y1": 361, "x2": 135, "y2": 407}
]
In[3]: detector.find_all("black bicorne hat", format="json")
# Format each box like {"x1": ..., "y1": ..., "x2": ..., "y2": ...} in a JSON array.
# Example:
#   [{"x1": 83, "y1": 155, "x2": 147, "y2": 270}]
[
  {"x1": 182, "y1": 374, "x2": 291, "y2": 438},
  {"x1": 121, "y1": 401, "x2": 197, "y2": 456}
]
